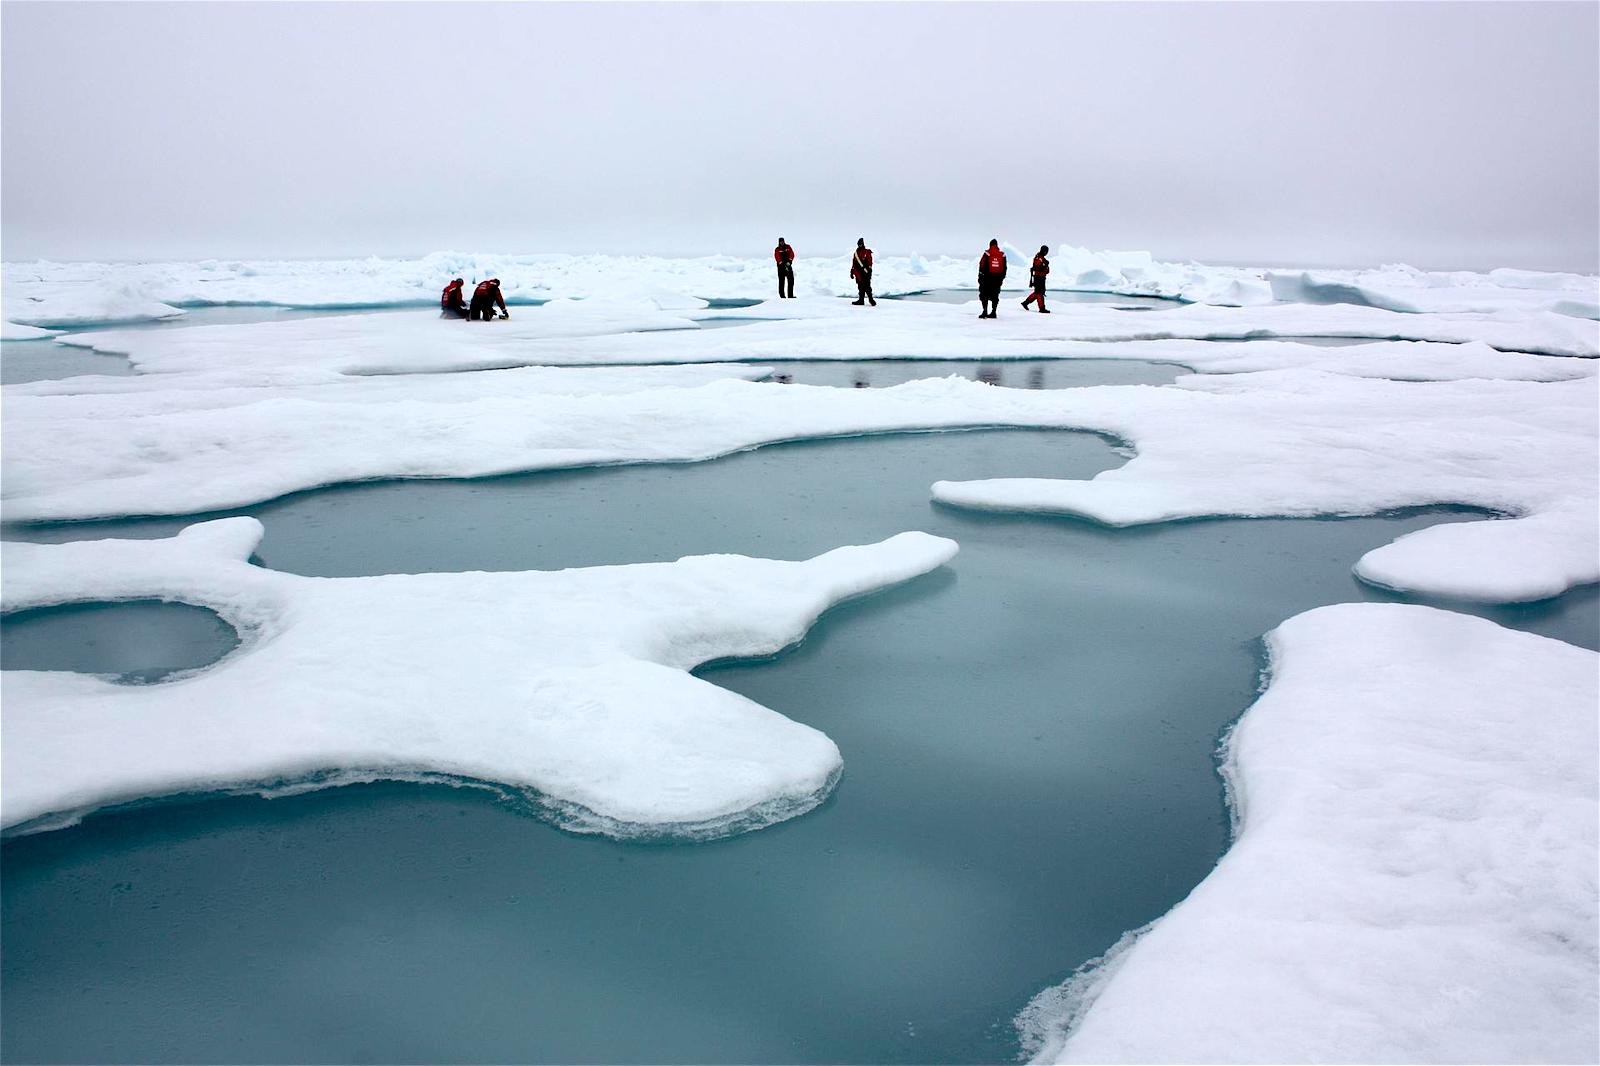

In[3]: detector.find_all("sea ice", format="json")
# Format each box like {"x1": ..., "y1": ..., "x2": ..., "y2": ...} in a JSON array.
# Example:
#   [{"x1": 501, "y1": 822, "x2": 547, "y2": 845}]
[
  {"x1": 1, "y1": 247, "x2": 1280, "y2": 334},
  {"x1": 8, "y1": 361, "x2": 1594, "y2": 603},
  {"x1": 0, "y1": 519, "x2": 958, "y2": 837},
  {"x1": 1018, "y1": 603, "x2": 1598, "y2": 1065},
  {"x1": 46, "y1": 298, "x2": 1599, "y2": 389},
  {"x1": 1269, "y1": 263, "x2": 1599, "y2": 319}
]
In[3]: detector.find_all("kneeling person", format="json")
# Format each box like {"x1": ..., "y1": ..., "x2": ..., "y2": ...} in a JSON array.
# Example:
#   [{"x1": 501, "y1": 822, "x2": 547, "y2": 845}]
[
  {"x1": 469, "y1": 278, "x2": 508, "y2": 320},
  {"x1": 441, "y1": 277, "x2": 468, "y2": 318}
]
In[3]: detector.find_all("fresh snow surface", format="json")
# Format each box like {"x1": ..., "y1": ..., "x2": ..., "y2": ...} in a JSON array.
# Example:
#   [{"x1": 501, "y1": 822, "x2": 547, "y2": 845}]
[
  {"x1": 1, "y1": 247, "x2": 1281, "y2": 331},
  {"x1": 1018, "y1": 603, "x2": 1598, "y2": 1065},
  {"x1": 1269, "y1": 263, "x2": 1599, "y2": 319},
  {"x1": 0, "y1": 519, "x2": 958, "y2": 837}
]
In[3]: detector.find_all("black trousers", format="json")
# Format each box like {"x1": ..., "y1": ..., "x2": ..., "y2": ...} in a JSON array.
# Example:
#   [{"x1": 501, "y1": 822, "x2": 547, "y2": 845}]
[
  {"x1": 854, "y1": 272, "x2": 873, "y2": 301},
  {"x1": 468, "y1": 296, "x2": 497, "y2": 320},
  {"x1": 978, "y1": 276, "x2": 1003, "y2": 303},
  {"x1": 442, "y1": 304, "x2": 469, "y2": 319},
  {"x1": 777, "y1": 263, "x2": 795, "y2": 298}
]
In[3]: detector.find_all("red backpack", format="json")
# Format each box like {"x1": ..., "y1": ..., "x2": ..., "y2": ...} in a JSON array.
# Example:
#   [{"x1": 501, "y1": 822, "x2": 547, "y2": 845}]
[{"x1": 984, "y1": 248, "x2": 1006, "y2": 274}]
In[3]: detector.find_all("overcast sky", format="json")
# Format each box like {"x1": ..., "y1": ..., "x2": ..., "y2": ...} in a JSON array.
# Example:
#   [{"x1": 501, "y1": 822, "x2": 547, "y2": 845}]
[{"x1": 3, "y1": 1, "x2": 1596, "y2": 271}]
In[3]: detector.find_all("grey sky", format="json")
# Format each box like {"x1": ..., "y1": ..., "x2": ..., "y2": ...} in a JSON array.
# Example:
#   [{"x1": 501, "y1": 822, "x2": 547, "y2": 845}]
[{"x1": 3, "y1": 1, "x2": 1596, "y2": 271}]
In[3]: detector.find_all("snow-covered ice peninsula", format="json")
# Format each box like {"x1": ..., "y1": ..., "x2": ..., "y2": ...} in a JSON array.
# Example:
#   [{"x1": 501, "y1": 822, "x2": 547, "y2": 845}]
[{"x1": 0, "y1": 519, "x2": 958, "y2": 837}]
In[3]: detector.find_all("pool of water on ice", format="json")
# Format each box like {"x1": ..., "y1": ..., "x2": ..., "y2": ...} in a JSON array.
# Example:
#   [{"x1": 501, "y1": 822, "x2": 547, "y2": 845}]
[{"x1": 4, "y1": 424, "x2": 1595, "y2": 1064}]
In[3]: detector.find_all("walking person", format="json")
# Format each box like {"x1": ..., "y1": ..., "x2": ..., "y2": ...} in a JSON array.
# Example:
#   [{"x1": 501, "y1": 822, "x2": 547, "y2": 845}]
[
  {"x1": 978, "y1": 239, "x2": 1007, "y2": 318},
  {"x1": 850, "y1": 238, "x2": 876, "y2": 306},
  {"x1": 1021, "y1": 245, "x2": 1051, "y2": 313},
  {"x1": 468, "y1": 278, "x2": 508, "y2": 321},
  {"x1": 774, "y1": 238, "x2": 796, "y2": 298}
]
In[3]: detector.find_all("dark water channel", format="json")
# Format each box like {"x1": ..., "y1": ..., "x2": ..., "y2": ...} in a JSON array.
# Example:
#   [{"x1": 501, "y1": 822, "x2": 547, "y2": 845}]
[{"x1": 3, "y1": 433, "x2": 1596, "y2": 1062}]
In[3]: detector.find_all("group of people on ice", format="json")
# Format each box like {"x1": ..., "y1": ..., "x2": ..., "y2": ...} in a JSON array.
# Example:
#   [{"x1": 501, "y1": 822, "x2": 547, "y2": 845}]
[
  {"x1": 785, "y1": 237, "x2": 1052, "y2": 316},
  {"x1": 439, "y1": 277, "x2": 508, "y2": 320},
  {"x1": 440, "y1": 239, "x2": 1054, "y2": 321}
]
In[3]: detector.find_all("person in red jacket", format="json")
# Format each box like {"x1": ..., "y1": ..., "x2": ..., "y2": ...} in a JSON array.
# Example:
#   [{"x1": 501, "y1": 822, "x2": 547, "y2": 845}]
[
  {"x1": 440, "y1": 277, "x2": 468, "y2": 318},
  {"x1": 977, "y1": 239, "x2": 1007, "y2": 318},
  {"x1": 850, "y1": 238, "x2": 876, "y2": 306},
  {"x1": 1021, "y1": 246, "x2": 1051, "y2": 313},
  {"x1": 774, "y1": 238, "x2": 796, "y2": 299},
  {"x1": 468, "y1": 278, "x2": 508, "y2": 321}
]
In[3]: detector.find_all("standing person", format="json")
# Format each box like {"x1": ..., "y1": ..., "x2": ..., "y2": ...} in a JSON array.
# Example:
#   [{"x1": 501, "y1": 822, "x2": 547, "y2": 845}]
[
  {"x1": 440, "y1": 277, "x2": 468, "y2": 318},
  {"x1": 468, "y1": 278, "x2": 508, "y2": 321},
  {"x1": 977, "y1": 239, "x2": 1007, "y2": 318},
  {"x1": 774, "y1": 238, "x2": 796, "y2": 299},
  {"x1": 1022, "y1": 246, "x2": 1051, "y2": 313},
  {"x1": 850, "y1": 238, "x2": 876, "y2": 306}
]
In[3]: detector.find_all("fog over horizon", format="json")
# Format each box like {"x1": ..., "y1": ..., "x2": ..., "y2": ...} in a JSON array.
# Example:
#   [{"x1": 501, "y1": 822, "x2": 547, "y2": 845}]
[{"x1": 3, "y1": 1, "x2": 1596, "y2": 273}]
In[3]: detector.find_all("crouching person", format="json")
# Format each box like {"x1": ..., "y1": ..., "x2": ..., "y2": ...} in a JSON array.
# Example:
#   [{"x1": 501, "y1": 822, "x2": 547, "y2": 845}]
[{"x1": 469, "y1": 278, "x2": 508, "y2": 320}]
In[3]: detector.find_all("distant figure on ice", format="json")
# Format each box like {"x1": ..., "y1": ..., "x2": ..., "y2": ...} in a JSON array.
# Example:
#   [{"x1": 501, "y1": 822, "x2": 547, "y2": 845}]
[
  {"x1": 1022, "y1": 246, "x2": 1051, "y2": 313},
  {"x1": 440, "y1": 277, "x2": 468, "y2": 318},
  {"x1": 850, "y1": 239, "x2": 876, "y2": 306},
  {"x1": 774, "y1": 238, "x2": 796, "y2": 299},
  {"x1": 978, "y1": 239, "x2": 1007, "y2": 318},
  {"x1": 469, "y1": 278, "x2": 508, "y2": 321}
]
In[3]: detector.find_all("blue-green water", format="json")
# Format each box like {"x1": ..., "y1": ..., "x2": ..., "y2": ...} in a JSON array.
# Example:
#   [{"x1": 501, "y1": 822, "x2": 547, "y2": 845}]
[
  {"x1": 0, "y1": 600, "x2": 238, "y2": 683},
  {"x1": 4, "y1": 427, "x2": 1594, "y2": 1064}
]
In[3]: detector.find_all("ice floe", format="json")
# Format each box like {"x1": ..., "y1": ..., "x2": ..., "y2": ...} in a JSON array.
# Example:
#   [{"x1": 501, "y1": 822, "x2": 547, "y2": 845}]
[
  {"x1": 8, "y1": 367, "x2": 1595, "y2": 603},
  {"x1": 1019, "y1": 602, "x2": 1598, "y2": 1064},
  {"x1": 3, "y1": 247, "x2": 1275, "y2": 333},
  {"x1": 45, "y1": 298, "x2": 1600, "y2": 390},
  {"x1": 0, "y1": 321, "x2": 60, "y2": 342},
  {"x1": 1269, "y1": 263, "x2": 1599, "y2": 319},
  {"x1": 0, "y1": 519, "x2": 958, "y2": 837}
]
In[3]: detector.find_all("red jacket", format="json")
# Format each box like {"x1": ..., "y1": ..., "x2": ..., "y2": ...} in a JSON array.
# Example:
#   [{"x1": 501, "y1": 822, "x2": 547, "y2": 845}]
[
  {"x1": 981, "y1": 247, "x2": 1007, "y2": 276},
  {"x1": 473, "y1": 280, "x2": 507, "y2": 311},
  {"x1": 441, "y1": 280, "x2": 465, "y2": 309},
  {"x1": 851, "y1": 247, "x2": 873, "y2": 279},
  {"x1": 774, "y1": 244, "x2": 795, "y2": 265},
  {"x1": 1030, "y1": 254, "x2": 1049, "y2": 280}
]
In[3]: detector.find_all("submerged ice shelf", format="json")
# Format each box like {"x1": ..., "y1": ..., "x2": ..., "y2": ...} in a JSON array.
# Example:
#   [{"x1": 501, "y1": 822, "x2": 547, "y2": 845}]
[{"x1": 0, "y1": 519, "x2": 957, "y2": 837}]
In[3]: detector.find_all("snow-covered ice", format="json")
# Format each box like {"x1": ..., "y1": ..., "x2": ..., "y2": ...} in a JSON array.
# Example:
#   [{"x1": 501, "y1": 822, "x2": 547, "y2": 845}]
[
  {"x1": 4, "y1": 252, "x2": 1599, "y2": 1058},
  {"x1": 2, "y1": 247, "x2": 1280, "y2": 333},
  {"x1": 7, "y1": 253, "x2": 1594, "y2": 338},
  {"x1": 1018, "y1": 603, "x2": 1598, "y2": 1065},
  {"x1": 8, "y1": 331, "x2": 1594, "y2": 602},
  {"x1": 1269, "y1": 263, "x2": 1599, "y2": 319},
  {"x1": 52, "y1": 297, "x2": 1600, "y2": 383},
  {"x1": 0, "y1": 519, "x2": 958, "y2": 837}
]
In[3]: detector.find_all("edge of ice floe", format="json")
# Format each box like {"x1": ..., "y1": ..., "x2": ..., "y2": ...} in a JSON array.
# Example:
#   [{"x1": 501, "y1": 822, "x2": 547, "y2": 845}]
[
  {"x1": 1016, "y1": 603, "x2": 1599, "y2": 1064},
  {"x1": 0, "y1": 522, "x2": 959, "y2": 841}
]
